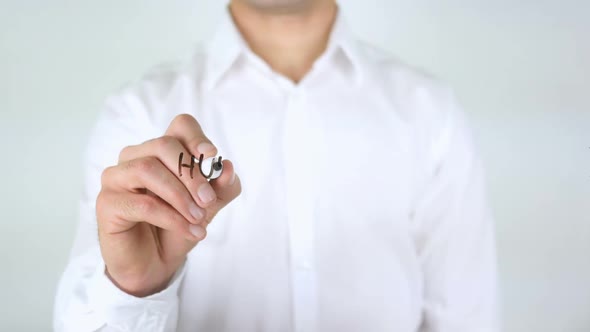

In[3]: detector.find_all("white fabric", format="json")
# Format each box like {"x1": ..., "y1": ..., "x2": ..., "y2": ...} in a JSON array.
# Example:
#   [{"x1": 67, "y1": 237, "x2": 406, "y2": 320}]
[{"x1": 54, "y1": 8, "x2": 499, "y2": 332}]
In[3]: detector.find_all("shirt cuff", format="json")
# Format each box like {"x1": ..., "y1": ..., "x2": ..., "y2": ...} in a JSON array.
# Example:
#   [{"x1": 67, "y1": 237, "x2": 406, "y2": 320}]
[{"x1": 87, "y1": 260, "x2": 187, "y2": 331}]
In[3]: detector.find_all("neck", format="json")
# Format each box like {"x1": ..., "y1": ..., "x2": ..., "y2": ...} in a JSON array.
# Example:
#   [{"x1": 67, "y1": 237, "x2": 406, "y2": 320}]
[{"x1": 229, "y1": 0, "x2": 337, "y2": 83}]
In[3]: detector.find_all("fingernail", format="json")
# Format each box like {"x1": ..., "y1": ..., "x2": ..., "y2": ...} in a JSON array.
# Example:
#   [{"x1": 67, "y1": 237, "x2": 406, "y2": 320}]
[
  {"x1": 189, "y1": 225, "x2": 206, "y2": 239},
  {"x1": 198, "y1": 183, "x2": 216, "y2": 204},
  {"x1": 189, "y1": 202, "x2": 205, "y2": 221},
  {"x1": 198, "y1": 142, "x2": 216, "y2": 155},
  {"x1": 229, "y1": 171, "x2": 237, "y2": 186}
]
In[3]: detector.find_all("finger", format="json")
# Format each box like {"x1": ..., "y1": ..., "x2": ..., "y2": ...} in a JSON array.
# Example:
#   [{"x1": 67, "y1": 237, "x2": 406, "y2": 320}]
[
  {"x1": 101, "y1": 157, "x2": 206, "y2": 225},
  {"x1": 97, "y1": 190, "x2": 207, "y2": 242},
  {"x1": 207, "y1": 160, "x2": 242, "y2": 223},
  {"x1": 118, "y1": 135, "x2": 218, "y2": 209},
  {"x1": 165, "y1": 113, "x2": 218, "y2": 160}
]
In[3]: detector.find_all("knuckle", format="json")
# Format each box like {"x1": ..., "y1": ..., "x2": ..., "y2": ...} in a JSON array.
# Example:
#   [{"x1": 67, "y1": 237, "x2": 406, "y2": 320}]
[
  {"x1": 157, "y1": 207, "x2": 185, "y2": 232},
  {"x1": 128, "y1": 157, "x2": 157, "y2": 173},
  {"x1": 155, "y1": 135, "x2": 177, "y2": 152},
  {"x1": 100, "y1": 166, "x2": 114, "y2": 187},
  {"x1": 115, "y1": 197, "x2": 132, "y2": 216},
  {"x1": 95, "y1": 190, "x2": 109, "y2": 215},
  {"x1": 116, "y1": 195, "x2": 153, "y2": 217},
  {"x1": 96, "y1": 191, "x2": 117, "y2": 226},
  {"x1": 171, "y1": 211, "x2": 188, "y2": 228},
  {"x1": 118, "y1": 145, "x2": 134, "y2": 162},
  {"x1": 134, "y1": 196, "x2": 155, "y2": 215},
  {"x1": 172, "y1": 113, "x2": 195, "y2": 127},
  {"x1": 167, "y1": 188, "x2": 187, "y2": 207}
]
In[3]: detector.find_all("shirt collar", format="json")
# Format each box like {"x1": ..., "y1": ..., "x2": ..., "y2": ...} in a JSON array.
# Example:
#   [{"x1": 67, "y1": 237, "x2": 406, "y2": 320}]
[
  {"x1": 322, "y1": 8, "x2": 363, "y2": 84},
  {"x1": 203, "y1": 6, "x2": 363, "y2": 90}
]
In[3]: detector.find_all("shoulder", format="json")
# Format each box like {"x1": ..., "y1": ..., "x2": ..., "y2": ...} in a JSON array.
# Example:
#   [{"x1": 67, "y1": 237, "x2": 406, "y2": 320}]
[
  {"x1": 358, "y1": 40, "x2": 453, "y2": 106},
  {"x1": 353, "y1": 40, "x2": 474, "y2": 166},
  {"x1": 104, "y1": 47, "x2": 209, "y2": 128},
  {"x1": 354, "y1": 40, "x2": 459, "y2": 130},
  {"x1": 115, "y1": 51, "x2": 205, "y2": 107}
]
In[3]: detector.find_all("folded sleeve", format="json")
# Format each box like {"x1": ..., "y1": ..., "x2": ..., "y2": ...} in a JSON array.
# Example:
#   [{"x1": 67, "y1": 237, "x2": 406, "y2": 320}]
[
  {"x1": 412, "y1": 89, "x2": 500, "y2": 332},
  {"x1": 54, "y1": 248, "x2": 186, "y2": 332}
]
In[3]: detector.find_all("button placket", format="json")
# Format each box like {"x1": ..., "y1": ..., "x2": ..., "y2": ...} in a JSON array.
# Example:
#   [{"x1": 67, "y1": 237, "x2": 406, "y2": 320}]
[{"x1": 283, "y1": 88, "x2": 317, "y2": 332}]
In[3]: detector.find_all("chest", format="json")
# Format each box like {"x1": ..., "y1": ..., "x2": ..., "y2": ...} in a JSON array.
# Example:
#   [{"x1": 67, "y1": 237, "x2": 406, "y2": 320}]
[
  {"x1": 175, "y1": 87, "x2": 423, "y2": 330},
  {"x1": 200, "y1": 87, "x2": 416, "y2": 234}
]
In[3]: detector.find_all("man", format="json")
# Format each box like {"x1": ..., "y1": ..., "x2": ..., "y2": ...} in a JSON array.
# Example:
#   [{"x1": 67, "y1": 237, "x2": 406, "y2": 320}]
[{"x1": 54, "y1": 0, "x2": 498, "y2": 331}]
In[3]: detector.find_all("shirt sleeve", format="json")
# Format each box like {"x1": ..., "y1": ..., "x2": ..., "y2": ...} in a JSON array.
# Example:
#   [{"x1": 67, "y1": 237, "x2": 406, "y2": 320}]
[
  {"x1": 412, "y1": 90, "x2": 500, "y2": 332},
  {"x1": 53, "y1": 94, "x2": 184, "y2": 332},
  {"x1": 54, "y1": 247, "x2": 187, "y2": 332}
]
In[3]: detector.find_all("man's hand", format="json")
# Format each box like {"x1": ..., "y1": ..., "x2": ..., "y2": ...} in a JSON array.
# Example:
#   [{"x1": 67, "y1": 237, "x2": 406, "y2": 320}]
[{"x1": 96, "y1": 114, "x2": 241, "y2": 297}]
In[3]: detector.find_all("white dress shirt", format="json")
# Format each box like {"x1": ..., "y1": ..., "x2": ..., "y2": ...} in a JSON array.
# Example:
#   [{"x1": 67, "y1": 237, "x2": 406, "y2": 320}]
[{"x1": 54, "y1": 9, "x2": 498, "y2": 332}]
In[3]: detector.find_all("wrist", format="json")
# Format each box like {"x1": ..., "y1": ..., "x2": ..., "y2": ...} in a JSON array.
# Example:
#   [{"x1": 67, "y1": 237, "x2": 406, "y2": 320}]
[{"x1": 105, "y1": 266, "x2": 174, "y2": 298}]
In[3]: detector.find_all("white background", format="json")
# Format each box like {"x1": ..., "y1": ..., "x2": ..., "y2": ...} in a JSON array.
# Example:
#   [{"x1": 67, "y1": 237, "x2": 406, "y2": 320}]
[{"x1": 0, "y1": 1, "x2": 588, "y2": 331}]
